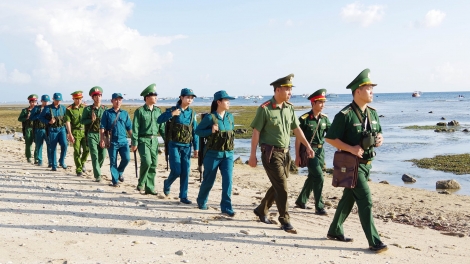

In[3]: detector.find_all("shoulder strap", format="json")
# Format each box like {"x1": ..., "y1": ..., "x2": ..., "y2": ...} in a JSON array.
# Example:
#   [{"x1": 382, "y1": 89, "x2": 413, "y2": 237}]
[
  {"x1": 211, "y1": 113, "x2": 218, "y2": 125},
  {"x1": 110, "y1": 111, "x2": 121, "y2": 131},
  {"x1": 309, "y1": 116, "x2": 322, "y2": 144}
]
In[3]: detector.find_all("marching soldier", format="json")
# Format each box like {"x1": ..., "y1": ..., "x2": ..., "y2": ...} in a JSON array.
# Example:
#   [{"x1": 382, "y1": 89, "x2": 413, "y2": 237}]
[
  {"x1": 100, "y1": 93, "x2": 132, "y2": 187},
  {"x1": 248, "y1": 74, "x2": 314, "y2": 233},
  {"x1": 81, "y1": 86, "x2": 107, "y2": 182},
  {"x1": 18, "y1": 94, "x2": 38, "y2": 163},
  {"x1": 195, "y1": 90, "x2": 236, "y2": 216},
  {"x1": 294, "y1": 89, "x2": 331, "y2": 215},
  {"x1": 131, "y1": 84, "x2": 165, "y2": 195},
  {"x1": 325, "y1": 69, "x2": 387, "y2": 252},
  {"x1": 157, "y1": 88, "x2": 199, "y2": 204},
  {"x1": 65, "y1": 91, "x2": 89, "y2": 176},
  {"x1": 30, "y1": 95, "x2": 52, "y2": 167},
  {"x1": 39, "y1": 93, "x2": 68, "y2": 171}
]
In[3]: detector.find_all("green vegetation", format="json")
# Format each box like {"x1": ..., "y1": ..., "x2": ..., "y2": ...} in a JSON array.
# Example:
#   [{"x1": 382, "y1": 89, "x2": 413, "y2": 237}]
[
  {"x1": 408, "y1": 154, "x2": 470, "y2": 175},
  {"x1": 403, "y1": 125, "x2": 444, "y2": 130}
]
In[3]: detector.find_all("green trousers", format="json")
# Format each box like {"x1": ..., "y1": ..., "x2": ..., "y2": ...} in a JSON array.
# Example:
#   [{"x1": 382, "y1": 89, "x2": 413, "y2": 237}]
[
  {"x1": 87, "y1": 132, "x2": 107, "y2": 179},
  {"x1": 296, "y1": 147, "x2": 325, "y2": 210},
  {"x1": 257, "y1": 151, "x2": 292, "y2": 225},
  {"x1": 328, "y1": 163, "x2": 381, "y2": 246},
  {"x1": 137, "y1": 138, "x2": 158, "y2": 192},
  {"x1": 72, "y1": 130, "x2": 89, "y2": 173},
  {"x1": 23, "y1": 128, "x2": 36, "y2": 161}
]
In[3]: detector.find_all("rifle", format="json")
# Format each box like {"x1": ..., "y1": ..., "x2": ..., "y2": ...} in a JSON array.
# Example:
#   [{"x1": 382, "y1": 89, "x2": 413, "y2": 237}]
[{"x1": 198, "y1": 113, "x2": 208, "y2": 182}]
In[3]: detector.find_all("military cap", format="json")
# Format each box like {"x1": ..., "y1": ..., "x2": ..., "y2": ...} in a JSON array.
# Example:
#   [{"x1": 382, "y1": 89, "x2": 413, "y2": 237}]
[
  {"x1": 140, "y1": 83, "x2": 158, "y2": 97},
  {"x1": 111, "y1": 93, "x2": 124, "y2": 100},
  {"x1": 213, "y1": 90, "x2": 235, "y2": 101},
  {"x1": 53, "y1": 93, "x2": 63, "y2": 101},
  {"x1": 89, "y1": 86, "x2": 103, "y2": 96},
  {"x1": 308, "y1": 89, "x2": 327, "y2": 102},
  {"x1": 270, "y1": 73, "x2": 295, "y2": 88},
  {"x1": 180, "y1": 88, "x2": 197, "y2": 97},
  {"x1": 346, "y1": 68, "x2": 377, "y2": 92},
  {"x1": 71, "y1": 91, "x2": 83, "y2": 99},
  {"x1": 41, "y1": 95, "x2": 50, "y2": 102},
  {"x1": 28, "y1": 94, "x2": 38, "y2": 101}
]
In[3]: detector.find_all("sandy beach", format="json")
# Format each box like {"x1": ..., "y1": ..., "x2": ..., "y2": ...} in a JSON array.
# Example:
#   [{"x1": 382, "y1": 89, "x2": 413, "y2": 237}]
[{"x1": 1, "y1": 138, "x2": 469, "y2": 264}]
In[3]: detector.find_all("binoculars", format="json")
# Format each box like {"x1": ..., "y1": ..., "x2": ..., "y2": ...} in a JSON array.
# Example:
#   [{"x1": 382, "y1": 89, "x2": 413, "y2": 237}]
[{"x1": 361, "y1": 131, "x2": 377, "y2": 150}]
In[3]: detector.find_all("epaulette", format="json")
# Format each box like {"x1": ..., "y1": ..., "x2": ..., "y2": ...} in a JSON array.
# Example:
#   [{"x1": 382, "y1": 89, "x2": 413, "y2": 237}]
[
  {"x1": 285, "y1": 101, "x2": 293, "y2": 106},
  {"x1": 300, "y1": 113, "x2": 309, "y2": 119},
  {"x1": 80, "y1": 103, "x2": 86, "y2": 107},
  {"x1": 367, "y1": 105, "x2": 376, "y2": 110},
  {"x1": 320, "y1": 113, "x2": 328, "y2": 117},
  {"x1": 340, "y1": 106, "x2": 352, "y2": 115},
  {"x1": 66, "y1": 104, "x2": 73, "y2": 110},
  {"x1": 260, "y1": 100, "x2": 271, "y2": 108}
]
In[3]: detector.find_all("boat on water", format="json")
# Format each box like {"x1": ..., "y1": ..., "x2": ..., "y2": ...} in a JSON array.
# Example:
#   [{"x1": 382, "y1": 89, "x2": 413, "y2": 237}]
[
  {"x1": 326, "y1": 93, "x2": 338, "y2": 98},
  {"x1": 412, "y1": 91, "x2": 422, "y2": 97}
]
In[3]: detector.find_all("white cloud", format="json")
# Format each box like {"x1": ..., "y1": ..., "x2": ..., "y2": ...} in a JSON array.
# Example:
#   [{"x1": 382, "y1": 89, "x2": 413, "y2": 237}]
[
  {"x1": 0, "y1": 63, "x2": 31, "y2": 84},
  {"x1": 0, "y1": 0, "x2": 186, "y2": 86},
  {"x1": 424, "y1": 9, "x2": 446, "y2": 27},
  {"x1": 285, "y1": 19, "x2": 294, "y2": 27},
  {"x1": 341, "y1": 2, "x2": 385, "y2": 27}
]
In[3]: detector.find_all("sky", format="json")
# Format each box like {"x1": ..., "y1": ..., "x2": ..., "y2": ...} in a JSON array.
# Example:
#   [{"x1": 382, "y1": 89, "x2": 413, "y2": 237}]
[{"x1": 0, "y1": 0, "x2": 469, "y2": 102}]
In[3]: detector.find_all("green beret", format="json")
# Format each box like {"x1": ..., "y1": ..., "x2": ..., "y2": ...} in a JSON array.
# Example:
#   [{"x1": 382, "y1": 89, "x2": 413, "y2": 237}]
[
  {"x1": 307, "y1": 89, "x2": 327, "y2": 101},
  {"x1": 28, "y1": 94, "x2": 38, "y2": 101},
  {"x1": 140, "y1": 83, "x2": 158, "y2": 97},
  {"x1": 270, "y1": 73, "x2": 294, "y2": 87},
  {"x1": 89, "y1": 86, "x2": 103, "y2": 96},
  {"x1": 346, "y1": 68, "x2": 377, "y2": 92}
]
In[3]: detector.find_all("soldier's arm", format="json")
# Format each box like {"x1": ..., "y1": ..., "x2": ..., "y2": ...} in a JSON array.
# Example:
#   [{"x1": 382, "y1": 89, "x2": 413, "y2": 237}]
[
  {"x1": 38, "y1": 106, "x2": 48, "y2": 124},
  {"x1": 293, "y1": 127, "x2": 314, "y2": 157},
  {"x1": 81, "y1": 107, "x2": 92, "y2": 125},
  {"x1": 18, "y1": 109, "x2": 27, "y2": 122},
  {"x1": 158, "y1": 119, "x2": 166, "y2": 139},
  {"x1": 156, "y1": 108, "x2": 173, "y2": 124},
  {"x1": 194, "y1": 114, "x2": 212, "y2": 138},
  {"x1": 131, "y1": 109, "x2": 140, "y2": 147},
  {"x1": 192, "y1": 114, "x2": 199, "y2": 151},
  {"x1": 125, "y1": 112, "x2": 133, "y2": 137}
]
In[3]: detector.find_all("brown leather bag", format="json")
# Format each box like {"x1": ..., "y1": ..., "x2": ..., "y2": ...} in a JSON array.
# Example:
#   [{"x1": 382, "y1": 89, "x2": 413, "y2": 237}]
[{"x1": 332, "y1": 151, "x2": 358, "y2": 188}]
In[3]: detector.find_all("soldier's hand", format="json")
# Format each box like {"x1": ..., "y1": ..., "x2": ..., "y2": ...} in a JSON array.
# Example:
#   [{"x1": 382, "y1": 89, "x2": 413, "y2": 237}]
[
  {"x1": 351, "y1": 145, "x2": 364, "y2": 158},
  {"x1": 248, "y1": 155, "x2": 257, "y2": 167},
  {"x1": 99, "y1": 139, "x2": 105, "y2": 149},
  {"x1": 212, "y1": 124, "x2": 219, "y2": 133},
  {"x1": 171, "y1": 109, "x2": 181, "y2": 117},
  {"x1": 91, "y1": 111, "x2": 96, "y2": 122},
  {"x1": 131, "y1": 145, "x2": 137, "y2": 152},
  {"x1": 68, "y1": 134, "x2": 75, "y2": 144},
  {"x1": 375, "y1": 133, "x2": 383, "y2": 147},
  {"x1": 49, "y1": 118, "x2": 56, "y2": 125},
  {"x1": 193, "y1": 150, "x2": 199, "y2": 158},
  {"x1": 307, "y1": 147, "x2": 315, "y2": 158},
  {"x1": 294, "y1": 156, "x2": 301, "y2": 167}
]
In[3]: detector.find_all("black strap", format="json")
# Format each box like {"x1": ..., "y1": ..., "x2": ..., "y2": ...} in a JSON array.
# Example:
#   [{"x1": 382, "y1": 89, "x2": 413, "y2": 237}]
[
  {"x1": 110, "y1": 111, "x2": 121, "y2": 132},
  {"x1": 350, "y1": 102, "x2": 372, "y2": 132},
  {"x1": 308, "y1": 112, "x2": 322, "y2": 144}
]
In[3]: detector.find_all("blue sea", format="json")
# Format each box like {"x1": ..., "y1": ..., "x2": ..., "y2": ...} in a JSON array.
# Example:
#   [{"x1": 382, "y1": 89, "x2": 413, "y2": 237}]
[{"x1": 3, "y1": 91, "x2": 470, "y2": 195}]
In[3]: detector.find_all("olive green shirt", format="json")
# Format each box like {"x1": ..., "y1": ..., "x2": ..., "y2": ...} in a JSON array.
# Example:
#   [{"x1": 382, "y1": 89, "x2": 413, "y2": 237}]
[
  {"x1": 64, "y1": 104, "x2": 86, "y2": 130},
  {"x1": 250, "y1": 97, "x2": 300, "y2": 148},
  {"x1": 131, "y1": 104, "x2": 166, "y2": 146},
  {"x1": 325, "y1": 101, "x2": 382, "y2": 160},
  {"x1": 299, "y1": 111, "x2": 331, "y2": 145},
  {"x1": 18, "y1": 108, "x2": 34, "y2": 128},
  {"x1": 81, "y1": 104, "x2": 108, "y2": 133}
]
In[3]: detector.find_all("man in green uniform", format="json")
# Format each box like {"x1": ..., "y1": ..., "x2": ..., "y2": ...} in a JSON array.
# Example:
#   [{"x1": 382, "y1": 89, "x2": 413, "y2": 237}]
[
  {"x1": 248, "y1": 73, "x2": 314, "y2": 233},
  {"x1": 295, "y1": 89, "x2": 331, "y2": 215},
  {"x1": 81, "y1": 87, "x2": 107, "y2": 182},
  {"x1": 325, "y1": 69, "x2": 387, "y2": 253},
  {"x1": 18, "y1": 94, "x2": 38, "y2": 163},
  {"x1": 131, "y1": 84, "x2": 165, "y2": 195},
  {"x1": 65, "y1": 91, "x2": 89, "y2": 176}
]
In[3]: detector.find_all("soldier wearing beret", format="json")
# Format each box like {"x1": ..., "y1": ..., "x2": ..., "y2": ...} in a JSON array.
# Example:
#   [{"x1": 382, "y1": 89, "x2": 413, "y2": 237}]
[
  {"x1": 18, "y1": 94, "x2": 38, "y2": 163},
  {"x1": 131, "y1": 84, "x2": 166, "y2": 195},
  {"x1": 65, "y1": 91, "x2": 89, "y2": 176},
  {"x1": 39, "y1": 93, "x2": 68, "y2": 171},
  {"x1": 294, "y1": 89, "x2": 331, "y2": 215},
  {"x1": 100, "y1": 93, "x2": 133, "y2": 187},
  {"x1": 325, "y1": 69, "x2": 387, "y2": 253},
  {"x1": 248, "y1": 74, "x2": 314, "y2": 233},
  {"x1": 195, "y1": 90, "x2": 236, "y2": 216},
  {"x1": 81, "y1": 87, "x2": 107, "y2": 182},
  {"x1": 157, "y1": 88, "x2": 199, "y2": 204},
  {"x1": 30, "y1": 95, "x2": 52, "y2": 167}
]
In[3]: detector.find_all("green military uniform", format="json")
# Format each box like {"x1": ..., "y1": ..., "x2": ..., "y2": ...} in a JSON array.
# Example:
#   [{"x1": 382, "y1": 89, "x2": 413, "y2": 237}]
[
  {"x1": 131, "y1": 84, "x2": 166, "y2": 194},
  {"x1": 18, "y1": 94, "x2": 38, "y2": 163},
  {"x1": 326, "y1": 69, "x2": 385, "y2": 250},
  {"x1": 250, "y1": 74, "x2": 300, "y2": 226},
  {"x1": 81, "y1": 86, "x2": 107, "y2": 181},
  {"x1": 295, "y1": 89, "x2": 331, "y2": 212},
  {"x1": 65, "y1": 91, "x2": 89, "y2": 175}
]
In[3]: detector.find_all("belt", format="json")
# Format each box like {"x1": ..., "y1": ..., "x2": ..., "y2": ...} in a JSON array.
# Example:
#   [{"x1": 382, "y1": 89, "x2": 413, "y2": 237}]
[
  {"x1": 272, "y1": 146, "x2": 289, "y2": 153},
  {"x1": 141, "y1": 135, "x2": 159, "y2": 139},
  {"x1": 311, "y1": 144, "x2": 323, "y2": 148},
  {"x1": 358, "y1": 159, "x2": 372, "y2": 165}
]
